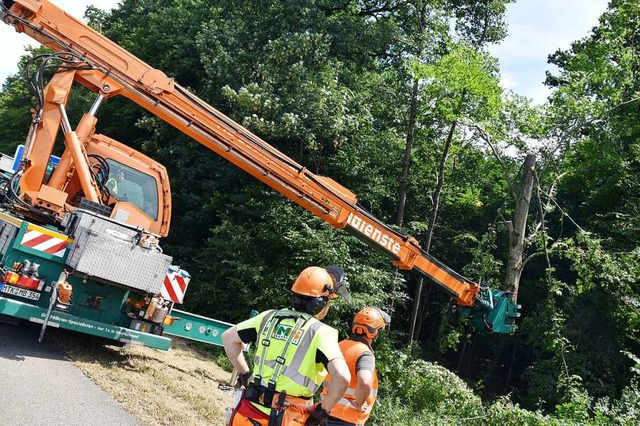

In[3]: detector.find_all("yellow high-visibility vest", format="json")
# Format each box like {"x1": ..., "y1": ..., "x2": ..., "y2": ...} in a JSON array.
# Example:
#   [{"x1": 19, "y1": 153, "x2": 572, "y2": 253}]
[{"x1": 237, "y1": 309, "x2": 341, "y2": 413}]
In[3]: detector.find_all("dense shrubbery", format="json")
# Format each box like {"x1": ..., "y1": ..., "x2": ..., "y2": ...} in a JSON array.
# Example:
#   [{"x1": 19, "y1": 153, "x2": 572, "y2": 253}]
[
  {"x1": 370, "y1": 347, "x2": 549, "y2": 425},
  {"x1": 370, "y1": 347, "x2": 640, "y2": 425}
]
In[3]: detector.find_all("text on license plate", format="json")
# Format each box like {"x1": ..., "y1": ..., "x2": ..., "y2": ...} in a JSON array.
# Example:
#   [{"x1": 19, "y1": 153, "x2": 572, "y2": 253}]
[{"x1": 0, "y1": 283, "x2": 41, "y2": 301}]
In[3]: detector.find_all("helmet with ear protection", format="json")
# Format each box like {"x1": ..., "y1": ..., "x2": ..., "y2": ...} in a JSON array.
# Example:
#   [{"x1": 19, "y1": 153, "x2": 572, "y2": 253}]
[
  {"x1": 291, "y1": 266, "x2": 334, "y2": 296},
  {"x1": 291, "y1": 266, "x2": 348, "y2": 315},
  {"x1": 352, "y1": 307, "x2": 391, "y2": 340}
]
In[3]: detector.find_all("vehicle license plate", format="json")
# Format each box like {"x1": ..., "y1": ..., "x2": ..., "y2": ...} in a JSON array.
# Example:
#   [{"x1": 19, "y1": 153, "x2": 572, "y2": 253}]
[{"x1": 0, "y1": 283, "x2": 41, "y2": 301}]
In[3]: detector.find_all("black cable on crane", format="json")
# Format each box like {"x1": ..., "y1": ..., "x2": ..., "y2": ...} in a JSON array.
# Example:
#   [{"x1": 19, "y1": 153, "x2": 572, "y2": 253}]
[{"x1": 87, "y1": 154, "x2": 112, "y2": 203}]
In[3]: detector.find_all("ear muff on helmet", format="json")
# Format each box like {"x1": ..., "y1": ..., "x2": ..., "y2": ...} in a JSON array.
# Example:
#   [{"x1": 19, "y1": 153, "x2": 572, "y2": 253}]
[
  {"x1": 292, "y1": 294, "x2": 329, "y2": 315},
  {"x1": 291, "y1": 266, "x2": 348, "y2": 315},
  {"x1": 325, "y1": 265, "x2": 350, "y2": 302},
  {"x1": 305, "y1": 296, "x2": 328, "y2": 316}
]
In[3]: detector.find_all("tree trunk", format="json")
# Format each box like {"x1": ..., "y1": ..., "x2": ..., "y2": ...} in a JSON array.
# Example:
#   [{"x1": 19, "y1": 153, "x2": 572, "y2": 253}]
[
  {"x1": 424, "y1": 120, "x2": 456, "y2": 250},
  {"x1": 415, "y1": 280, "x2": 432, "y2": 341},
  {"x1": 408, "y1": 120, "x2": 456, "y2": 343},
  {"x1": 408, "y1": 278, "x2": 424, "y2": 347},
  {"x1": 503, "y1": 154, "x2": 536, "y2": 302},
  {"x1": 402, "y1": 78, "x2": 419, "y2": 344},
  {"x1": 395, "y1": 78, "x2": 419, "y2": 228}
]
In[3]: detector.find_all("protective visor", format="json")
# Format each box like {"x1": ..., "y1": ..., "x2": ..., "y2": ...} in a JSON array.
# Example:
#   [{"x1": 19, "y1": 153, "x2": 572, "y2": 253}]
[
  {"x1": 379, "y1": 309, "x2": 391, "y2": 327},
  {"x1": 325, "y1": 265, "x2": 350, "y2": 303},
  {"x1": 377, "y1": 308, "x2": 392, "y2": 338}
]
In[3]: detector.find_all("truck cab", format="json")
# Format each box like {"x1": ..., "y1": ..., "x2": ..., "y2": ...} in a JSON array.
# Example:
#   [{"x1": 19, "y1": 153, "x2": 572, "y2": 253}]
[{"x1": 75, "y1": 134, "x2": 171, "y2": 237}]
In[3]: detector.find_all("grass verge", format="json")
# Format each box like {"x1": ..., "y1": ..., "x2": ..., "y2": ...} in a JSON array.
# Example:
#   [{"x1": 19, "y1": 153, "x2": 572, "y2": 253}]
[{"x1": 50, "y1": 329, "x2": 235, "y2": 426}]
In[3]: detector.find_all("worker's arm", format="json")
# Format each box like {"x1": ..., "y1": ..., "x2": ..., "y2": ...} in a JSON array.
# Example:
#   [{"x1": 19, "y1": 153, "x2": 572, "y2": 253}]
[
  {"x1": 221, "y1": 325, "x2": 250, "y2": 374},
  {"x1": 222, "y1": 310, "x2": 271, "y2": 376},
  {"x1": 319, "y1": 357, "x2": 350, "y2": 411},
  {"x1": 353, "y1": 369, "x2": 374, "y2": 409}
]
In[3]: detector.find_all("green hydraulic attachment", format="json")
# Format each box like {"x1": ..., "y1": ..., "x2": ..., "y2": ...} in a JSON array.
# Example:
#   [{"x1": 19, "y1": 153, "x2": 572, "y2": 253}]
[{"x1": 460, "y1": 287, "x2": 521, "y2": 334}]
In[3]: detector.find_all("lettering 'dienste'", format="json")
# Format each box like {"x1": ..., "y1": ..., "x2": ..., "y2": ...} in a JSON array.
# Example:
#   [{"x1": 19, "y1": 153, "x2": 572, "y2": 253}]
[{"x1": 346, "y1": 213, "x2": 401, "y2": 255}]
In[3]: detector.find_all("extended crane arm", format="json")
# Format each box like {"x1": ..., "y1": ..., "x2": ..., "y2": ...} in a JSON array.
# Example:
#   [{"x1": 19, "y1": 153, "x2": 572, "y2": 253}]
[{"x1": 0, "y1": 0, "x2": 519, "y2": 332}]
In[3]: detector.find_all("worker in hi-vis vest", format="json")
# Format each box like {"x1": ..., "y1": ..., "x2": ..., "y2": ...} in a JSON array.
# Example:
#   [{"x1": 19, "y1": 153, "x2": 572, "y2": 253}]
[
  {"x1": 105, "y1": 169, "x2": 124, "y2": 196},
  {"x1": 222, "y1": 265, "x2": 351, "y2": 426},
  {"x1": 320, "y1": 307, "x2": 390, "y2": 426}
]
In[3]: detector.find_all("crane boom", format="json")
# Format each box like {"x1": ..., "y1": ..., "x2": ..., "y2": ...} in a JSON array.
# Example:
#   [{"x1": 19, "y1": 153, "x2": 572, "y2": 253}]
[{"x1": 0, "y1": 0, "x2": 520, "y2": 332}]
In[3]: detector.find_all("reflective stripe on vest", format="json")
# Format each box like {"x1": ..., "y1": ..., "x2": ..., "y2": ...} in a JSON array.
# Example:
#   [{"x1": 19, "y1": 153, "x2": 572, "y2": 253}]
[
  {"x1": 251, "y1": 309, "x2": 330, "y2": 397},
  {"x1": 266, "y1": 314, "x2": 309, "y2": 387},
  {"x1": 343, "y1": 388, "x2": 378, "y2": 397},
  {"x1": 106, "y1": 178, "x2": 118, "y2": 194},
  {"x1": 321, "y1": 339, "x2": 378, "y2": 424}
]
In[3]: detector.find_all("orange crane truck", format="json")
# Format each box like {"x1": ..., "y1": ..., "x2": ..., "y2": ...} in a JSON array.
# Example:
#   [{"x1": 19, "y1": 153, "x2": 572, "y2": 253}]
[{"x1": 0, "y1": 0, "x2": 519, "y2": 350}]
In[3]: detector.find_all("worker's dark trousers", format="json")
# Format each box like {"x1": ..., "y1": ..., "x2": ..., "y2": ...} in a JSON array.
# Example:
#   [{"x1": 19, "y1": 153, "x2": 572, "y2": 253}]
[{"x1": 326, "y1": 416, "x2": 359, "y2": 426}]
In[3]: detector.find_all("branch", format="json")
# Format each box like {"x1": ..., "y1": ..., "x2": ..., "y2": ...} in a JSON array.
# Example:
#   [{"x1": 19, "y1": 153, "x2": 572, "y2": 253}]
[
  {"x1": 523, "y1": 251, "x2": 545, "y2": 268},
  {"x1": 534, "y1": 170, "x2": 551, "y2": 268},
  {"x1": 607, "y1": 96, "x2": 640, "y2": 112},
  {"x1": 318, "y1": 1, "x2": 400, "y2": 17},
  {"x1": 471, "y1": 124, "x2": 518, "y2": 200},
  {"x1": 358, "y1": 4, "x2": 400, "y2": 16},
  {"x1": 538, "y1": 186, "x2": 585, "y2": 233},
  {"x1": 495, "y1": 207, "x2": 512, "y2": 232},
  {"x1": 459, "y1": 415, "x2": 489, "y2": 422}
]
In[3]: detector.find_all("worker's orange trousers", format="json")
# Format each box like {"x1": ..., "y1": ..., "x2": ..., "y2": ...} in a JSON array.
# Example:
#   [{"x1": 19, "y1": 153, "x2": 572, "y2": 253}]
[
  {"x1": 230, "y1": 412, "x2": 267, "y2": 426},
  {"x1": 229, "y1": 399, "x2": 311, "y2": 425}
]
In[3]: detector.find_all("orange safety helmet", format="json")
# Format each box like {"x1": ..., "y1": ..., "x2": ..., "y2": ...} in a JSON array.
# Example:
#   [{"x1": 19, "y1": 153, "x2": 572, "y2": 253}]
[
  {"x1": 352, "y1": 307, "x2": 391, "y2": 340},
  {"x1": 291, "y1": 265, "x2": 349, "y2": 300},
  {"x1": 291, "y1": 266, "x2": 335, "y2": 298},
  {"x1": 291, "y1": 265, "x2": 349, "y2": 315}
]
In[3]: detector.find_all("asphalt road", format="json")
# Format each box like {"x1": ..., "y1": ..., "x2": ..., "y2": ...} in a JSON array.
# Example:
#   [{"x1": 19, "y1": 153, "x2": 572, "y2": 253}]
[{"x1": 0, "y1": 319, "x2": 140, "y2": 426}]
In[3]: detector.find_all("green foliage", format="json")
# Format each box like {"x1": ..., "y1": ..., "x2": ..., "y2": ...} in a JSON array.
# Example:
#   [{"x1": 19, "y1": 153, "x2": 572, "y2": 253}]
[
  {"x1": 546, "y1": 0, "x2": 640, "y2": 248},
  {"x1": 446, "y1": 0, "x2": 513, "y2": 46},
  {"x1": 555, "y1": 375, "x2": 592, "y2": 423},
  {"x1": 371, "y1": 343, "x2": 560, "y2": 425},
  {"x1": 0, "y1": 46, "x2": 50, "y2": 154},
  {"x1": 520, "y1": 231, "x2": 640, "y2": 410},
  {"x1": 373, "y1": 345, "x2": 483, "y2": 423},
  {"x1": 1, "y1": 0, "x2": 639, "y2": 424},
  {"x1": 483, "y1": 397, "x2": 552, "y2": 426},
  {"x1": 592, "y1": 380, "x2": 640, "y2": 426},
  {"x1": 461, "y1": 228, "x2": 504, "y2": 288},
  {"x1": 414, "y1": 43, "x2": 502, "y2": 123}
]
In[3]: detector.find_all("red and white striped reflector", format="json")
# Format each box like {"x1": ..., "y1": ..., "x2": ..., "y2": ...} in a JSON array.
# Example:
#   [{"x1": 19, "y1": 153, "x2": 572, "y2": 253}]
[
  {"x1": 21, "y1": 225, "x2": 71, "y2": 258},
  {"x1": 161, "y1": 266, "x2": 190, "y2": 304}
]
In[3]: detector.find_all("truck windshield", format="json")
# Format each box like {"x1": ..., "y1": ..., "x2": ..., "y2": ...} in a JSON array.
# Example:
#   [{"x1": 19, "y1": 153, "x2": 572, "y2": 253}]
[{"x1": 105, "y1": 159, "x2": 159, "y2": 220}]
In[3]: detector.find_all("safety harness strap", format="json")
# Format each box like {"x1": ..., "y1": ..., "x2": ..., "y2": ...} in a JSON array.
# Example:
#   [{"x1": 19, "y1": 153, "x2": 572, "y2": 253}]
[
  {"x1": 247, "y1": 309, "x2": 311, "y2": 408},
  {"x1": 254, "y1": 310, "x2": 281, "y2": 382},
  {"x1": 268, "y1": 315, "x2": 309, "y2": 389}
]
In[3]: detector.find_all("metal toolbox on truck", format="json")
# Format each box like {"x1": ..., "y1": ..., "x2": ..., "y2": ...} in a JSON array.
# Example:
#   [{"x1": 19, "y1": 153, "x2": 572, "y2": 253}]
[
  {"x1": 63, "y1": 209, "x2": 140, "y2": 240},
  {"x1": 66, "y1": 226, "x2": 172, "y2": 293}
]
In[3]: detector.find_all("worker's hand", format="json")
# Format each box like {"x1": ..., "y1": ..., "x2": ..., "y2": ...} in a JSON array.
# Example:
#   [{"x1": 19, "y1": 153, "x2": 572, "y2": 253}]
[
  {"x1": 349, "y1": 400, "x2": 370, "y2": 413},
  {"x1": 304, "y1": 403, "x2": 329, "y2": 426},
  {"x1": 235, "y1": 371, "x2": 251, "y2": 389},
  {"x1": 350, "y1": 400, "x2": 362, "y2": 411}
]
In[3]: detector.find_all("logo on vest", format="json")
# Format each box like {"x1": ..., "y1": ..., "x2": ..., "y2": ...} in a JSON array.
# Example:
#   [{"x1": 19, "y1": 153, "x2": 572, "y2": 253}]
[{"x1": 271, "y1": 323, "x2": 303, "y2": 345}]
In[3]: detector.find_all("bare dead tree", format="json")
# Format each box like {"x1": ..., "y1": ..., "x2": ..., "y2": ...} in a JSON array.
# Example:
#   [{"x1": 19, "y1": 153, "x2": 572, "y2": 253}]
[
  {"x1": 472, "y1": 125, "x2": 536, "y2": 302},
  {"x1": 503, "y1": 154, "x2": 536, "y2": 301}
]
